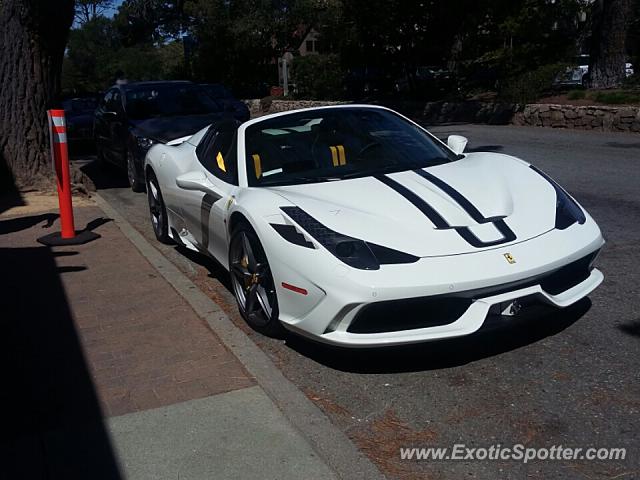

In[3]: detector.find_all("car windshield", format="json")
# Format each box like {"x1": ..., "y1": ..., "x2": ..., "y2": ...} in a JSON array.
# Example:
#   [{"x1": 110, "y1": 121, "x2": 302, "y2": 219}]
[
  {"x1": 244, "y1": 107, "x2": 457, "y2": 187},
  {"x1": 201, "y1": 84, "x2": 232, "y2": 99},
  {"x1": 64, "y1": 98, "x2": 98, "y2": 113},
  {"x1": 124, "y1": 84, "x2": 219, "y2": 119}
]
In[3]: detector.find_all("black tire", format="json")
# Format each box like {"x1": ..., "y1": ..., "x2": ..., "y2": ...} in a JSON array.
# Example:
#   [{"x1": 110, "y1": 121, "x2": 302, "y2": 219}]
[
  {"x1": 229, "y1": 223, "x2": 282, "y2": 336},
  {"x1": 146, "y1": 171, "x2": 172, "y2": 244},
  {"x1": 127, "y1": 150, "x2": 145, "y2": 192},
  {"x1": 96, "y1": 142, "x2": 108, "y2": 169}
]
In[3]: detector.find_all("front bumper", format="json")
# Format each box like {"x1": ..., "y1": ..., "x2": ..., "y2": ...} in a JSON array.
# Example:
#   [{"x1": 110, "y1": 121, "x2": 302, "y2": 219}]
[
  {"x1": 271, "y1": 218, "x2": 604, "y2": 347},
  {"x1": 308, "y1": 267, "x2": 602, "y2": 347}
]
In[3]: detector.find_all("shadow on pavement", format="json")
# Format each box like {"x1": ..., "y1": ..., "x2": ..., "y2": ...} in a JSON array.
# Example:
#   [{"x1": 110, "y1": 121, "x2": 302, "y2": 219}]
[
  {"x1": 284, "y1": 299, "x2": 591, "y2": 374},
  {"x1": 0, "y1": 213, "x2": 59, "y2": 235},
  {"x1": 77, "y1": 157, "x2": 129, "y2": 190},
  {"x1": 83, "y1": 217, "x2": 113, "y2": 232},
  {"x1": 618, "y1": 318, "x2": 640, "y2": 338},
  {"x1": 175, "y1": 244, "x2": 234, "y2": 291},
  {"x1": 0, "y1": 246, "x2": 122, "y2": 479},
  {"x1": 604, "y1": 141, "x2": 640, "y2": 150},
  {"x1": 0, "y1": 156, "x2": 24, "y2": 215},
  {"x1": 0, "y1": 214, "x2": 110, "y2": 237}
]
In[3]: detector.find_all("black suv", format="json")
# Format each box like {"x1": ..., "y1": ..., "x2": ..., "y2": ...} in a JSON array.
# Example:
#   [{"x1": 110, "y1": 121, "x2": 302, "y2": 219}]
[{"x1": 94, "y1": 80, "x2": 241, "y2": 191}]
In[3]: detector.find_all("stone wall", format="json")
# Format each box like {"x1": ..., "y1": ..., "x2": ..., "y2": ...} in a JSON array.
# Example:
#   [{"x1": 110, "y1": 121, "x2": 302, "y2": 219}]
[
  {"x1": 512, "y1": 104, "x2": 640, "y2": 132},
  {"x1": 244, "y1": 98, "x2": 348, "y2": 118},
  {"x1": 244, "y1": 98, "x2": 640, "y2": 133},
  {"x1": 422, "y1": 100, "x2": 640, "y2": 132},
  {"x1": 422, "y1": 101, "x2": 519, "y2": 125}
]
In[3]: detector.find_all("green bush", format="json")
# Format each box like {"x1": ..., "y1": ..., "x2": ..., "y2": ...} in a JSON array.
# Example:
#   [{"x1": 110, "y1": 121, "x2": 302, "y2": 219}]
[
  {"x1": 592, "y1": 91, "x2": 640, "y2": 105},
  {"x1": 622, "y1": 74, "x2": 640, "y2": 88},
  {"x1": 567, "y1": 90, "x2": 586, "y2": 100},
  {"x1": 291, "y1": 54, "x2": 344, "y2": 100},
  {"x1": 499, "y1": 63, "x2": 567, "y2": 104}
]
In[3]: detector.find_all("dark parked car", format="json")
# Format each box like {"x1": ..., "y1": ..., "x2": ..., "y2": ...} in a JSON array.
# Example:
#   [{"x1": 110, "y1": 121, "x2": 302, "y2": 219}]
[
  {"x1": 199, "y1": 83, "x2": 250, "y2": 122},
  {"x1": 63, "y1": 96, "x2": 99, "y2": 152},
  {"x1": 94, "y1": 80, "x2": 231, "y2": 192},
  {"x1": 394, "y1": 66, "x2": 457, "y2": 100},
  {"x1": 344, "y1": 67, "x2": 394, "y2": 99}
]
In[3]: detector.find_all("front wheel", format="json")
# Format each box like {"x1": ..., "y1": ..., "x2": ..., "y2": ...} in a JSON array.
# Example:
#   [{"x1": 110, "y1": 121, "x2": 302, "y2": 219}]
[
  {"x1": 229, "y1": 224, "x2": 282, "y2": 336},
  {"x1": 146, "y1": 171, "x2": 172, "y2": 244},
  {"x1": 96, "y1": 142, "x2": 108, "y2": 169}
]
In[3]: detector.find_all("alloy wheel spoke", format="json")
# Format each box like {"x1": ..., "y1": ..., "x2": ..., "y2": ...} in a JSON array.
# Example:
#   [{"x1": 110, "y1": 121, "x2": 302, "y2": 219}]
[
  {"x1": 245, "y1": 284, "x2": 259, "y2": 313},
  {"x1": 231, "y1": 262, "x2": 251, "y2": 279},
  {"x1": 256, "y1": 285, "x2": 272, "y2": 318},
  {"x1": 241, "y1": 233, "x2": 258, "y2": 272},
  {"x1": 255, "y1": 263, "x2": 270, "y2": 277},
  {"x1": 149, "y1": 181, "x2": 159, "y2": 201}
]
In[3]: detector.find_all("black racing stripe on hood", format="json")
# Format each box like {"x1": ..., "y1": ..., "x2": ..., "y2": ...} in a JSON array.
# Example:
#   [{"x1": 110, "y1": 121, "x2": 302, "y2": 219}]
[
  {"x1": 376, "y1": 173, "x2": 517, "y2": 248},
  {"x1": 454, "y1": 221, "x2": 516, "y2": 248},
  {"x1": 414, "y1": 169, "x2": 498, "y2": 224},
  {"x1": 374, "y1": 174, "x2": 449, "y2": 229}
]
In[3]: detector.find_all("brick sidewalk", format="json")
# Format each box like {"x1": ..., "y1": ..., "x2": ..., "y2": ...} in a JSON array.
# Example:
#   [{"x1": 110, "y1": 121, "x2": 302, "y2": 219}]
[
  {"x1": 0, "y1": 196, "x2": 348, "y2": 480},
  {"x1": 0, "y1": 204, "x2": 254, "y2": 418}
]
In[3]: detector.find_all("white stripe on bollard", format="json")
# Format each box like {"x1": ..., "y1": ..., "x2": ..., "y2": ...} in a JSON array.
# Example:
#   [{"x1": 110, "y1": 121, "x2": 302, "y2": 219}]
[{"x1": 51, "y1": 116, "x2": 66, "y2": 127}]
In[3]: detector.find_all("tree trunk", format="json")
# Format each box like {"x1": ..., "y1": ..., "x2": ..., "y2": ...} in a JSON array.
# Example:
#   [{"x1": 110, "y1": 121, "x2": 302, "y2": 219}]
[
  {"x1": 0, "y1": 0, "x2": 75, "y2": 190},
  {"x1": 588, "y1": 0, "x2": 631, "y2": 89}
]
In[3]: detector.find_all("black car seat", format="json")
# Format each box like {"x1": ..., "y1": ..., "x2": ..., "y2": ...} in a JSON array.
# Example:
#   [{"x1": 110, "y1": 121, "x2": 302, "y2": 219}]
[{"x1": 310, "y1": 116, "x2": 355, "y2": 169}]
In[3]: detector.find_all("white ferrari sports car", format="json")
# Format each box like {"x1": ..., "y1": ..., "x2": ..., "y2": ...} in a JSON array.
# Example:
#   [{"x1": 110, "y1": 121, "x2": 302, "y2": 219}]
[{"x1": 144, "y1": 105, "x2": 604, "y2": 347}]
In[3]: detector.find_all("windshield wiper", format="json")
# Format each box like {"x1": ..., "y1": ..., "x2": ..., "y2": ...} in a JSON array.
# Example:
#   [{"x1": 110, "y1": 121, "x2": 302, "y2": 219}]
[
  {"x1": 291, "y1": 176, "x2": 342, "y2": 183},
  {"x1": 338, "y1": 158, "x2": 453, "y2": 180},
  {"x1": 259, "y1": 176, "x2": 339, "y2": 187},
  {"x1": 339, "y1": 164, "x2": 417, "y2": 179}
]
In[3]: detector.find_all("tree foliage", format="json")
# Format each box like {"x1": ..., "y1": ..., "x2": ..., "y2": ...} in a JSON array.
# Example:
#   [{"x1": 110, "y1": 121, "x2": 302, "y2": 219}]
[
  {"x1": 61, "y1": 0, "x2": 639, "y2": 97},
  {"x1": 292, "y1": 54, "x2": 343, "y2": 99},
  {"x1": 1, "y1": 0, "x2": 75, "y2": 189},
  {"x1": 587, "y1": 0, "x2": 632, "y2": 88},
  {"x1": 75, "y1": 0, "x2": 115, "y2": 26}
]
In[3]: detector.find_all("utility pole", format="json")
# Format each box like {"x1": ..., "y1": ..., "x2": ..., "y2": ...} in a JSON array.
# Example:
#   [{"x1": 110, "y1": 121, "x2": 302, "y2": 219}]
[{"x1": 283, "y1": 56, "x2": 289, "y2": 97}]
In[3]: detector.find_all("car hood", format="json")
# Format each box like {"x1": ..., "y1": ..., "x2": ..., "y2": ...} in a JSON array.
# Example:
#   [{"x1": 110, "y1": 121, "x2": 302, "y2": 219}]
[
  {"x1": 131, "y1": 113, "x2": 224, "y2": 143},
  {"x1": 269, "y1": 153, "x2": 558, "y2": 257},
  {"x1": 66, "y1": 112, "x2": 94, "y2": 126}
]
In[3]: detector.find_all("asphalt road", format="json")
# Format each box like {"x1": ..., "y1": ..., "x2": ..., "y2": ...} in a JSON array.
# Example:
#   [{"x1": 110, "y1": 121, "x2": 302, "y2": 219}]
[{"x1": 76, "y1": 123, "x2": 640, "y2": 480}]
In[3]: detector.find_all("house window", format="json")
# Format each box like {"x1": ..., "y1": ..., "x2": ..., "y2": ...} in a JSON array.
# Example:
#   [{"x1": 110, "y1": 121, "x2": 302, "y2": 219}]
[{"x1": 306, "y1": 40, "x2": 315, "y2": 52}]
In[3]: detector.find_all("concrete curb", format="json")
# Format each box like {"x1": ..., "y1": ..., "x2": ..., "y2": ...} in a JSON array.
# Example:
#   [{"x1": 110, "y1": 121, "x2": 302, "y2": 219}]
[{"x1": 93, "y1": 192, "x2": 385, "y2": 480}]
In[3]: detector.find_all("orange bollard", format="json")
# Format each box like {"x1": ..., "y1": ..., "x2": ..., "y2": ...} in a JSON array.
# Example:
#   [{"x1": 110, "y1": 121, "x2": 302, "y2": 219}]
[
  {"x1": 37, "y1": 109, "x2": 100, "y2": 246},
  {"x1": 49, "y1": 109, "x2": 76, "y2": 238}
]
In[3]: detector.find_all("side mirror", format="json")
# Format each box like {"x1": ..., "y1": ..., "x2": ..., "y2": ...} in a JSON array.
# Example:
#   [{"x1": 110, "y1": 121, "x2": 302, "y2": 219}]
[
  {"x1": 447, "y1": 135, "x2": 468, "y2": 155},
  {"x1": 176, "y1": 171, "x2": 216, "y2": 195}
]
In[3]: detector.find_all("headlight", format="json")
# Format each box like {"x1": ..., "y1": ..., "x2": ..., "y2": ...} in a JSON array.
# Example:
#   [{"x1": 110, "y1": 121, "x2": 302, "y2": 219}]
[
  {"x1": 136, "y1": 136, "x2": 155, "y2": 150},
  {"x1": 554, "y1": 186, "x2": 586, "y2": 229},
  {"x1": 280, "y1": 206, "x2": 418, "y2": 270},
  {"x1": 530, "y1": 165, "x2": 586, "y2": 230}
]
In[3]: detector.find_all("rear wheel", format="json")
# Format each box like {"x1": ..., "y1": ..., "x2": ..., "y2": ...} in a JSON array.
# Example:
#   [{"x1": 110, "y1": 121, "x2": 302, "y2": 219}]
[
  {"x1": 146, "y1": 171, "x2": 172, "y2": 244},
  {"x1": 96, "y1": 142, "x2": 108, "y2": 169},
  {"x1": 229, "y1": 224, "x2": 281, "y2": 336}
]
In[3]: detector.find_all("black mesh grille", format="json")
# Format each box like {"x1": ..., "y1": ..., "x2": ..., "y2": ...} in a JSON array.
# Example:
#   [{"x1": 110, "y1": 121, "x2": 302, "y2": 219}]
[
  {"x1": 345, "y1": 250, "x2": 599, "y2": 335},
  {"x1": 540, "y1": 251, "x2": 597, "y2": 295},
  {"x1": 347, "y1": 297, "x2": 473, "y2": 334}
]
